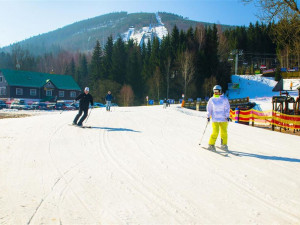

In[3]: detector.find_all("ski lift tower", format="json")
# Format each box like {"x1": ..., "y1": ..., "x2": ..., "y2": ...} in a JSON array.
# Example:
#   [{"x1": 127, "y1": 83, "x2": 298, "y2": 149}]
[{"x1": 230, "y1": 49, "x2": 243, "y2": 75}]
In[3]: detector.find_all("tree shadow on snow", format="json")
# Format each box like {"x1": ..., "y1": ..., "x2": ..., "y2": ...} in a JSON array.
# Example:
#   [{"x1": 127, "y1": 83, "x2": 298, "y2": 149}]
[
  {"x1": 230, "y1": 151, "x2": 300, "y2": 163},
  {"x1": 89, "y1": 126, "x2": 141, "y2": 133}
]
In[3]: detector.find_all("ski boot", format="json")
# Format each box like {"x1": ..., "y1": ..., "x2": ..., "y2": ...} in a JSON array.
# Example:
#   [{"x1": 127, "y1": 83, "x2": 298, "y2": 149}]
[
  {"x1": 207, "y1": 145, "x2": 216, "y2": 151},
  {"x1": 220, "y1": 145, "x2": 229, "y2": 152}
]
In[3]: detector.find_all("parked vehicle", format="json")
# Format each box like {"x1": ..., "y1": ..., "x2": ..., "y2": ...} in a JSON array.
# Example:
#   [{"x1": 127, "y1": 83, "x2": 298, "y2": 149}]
[
  {"x1": 10, "y1": 99, "x2": 31, "y2": 110},
  {"x1": 47, "y1": 103, "x2": 56, "y2": 110},
  {"x1": 54, "y1": 102, "x2": 65, "y2": 110},
  {"x1": 94, "y1": 102, "x2": 105, "y2": 108},
  {"x1": 0, "y1": 100, "x2": 7, "y2": 109},
  {"x1": 72, "y1": 103, "x2": 79, "y2": 109},
  {"x1": 31, "y1": 102, "x2": 48, "y2": 110},
  {"x1": 64, "y1": 104, "x2": 76, "y2": 110}
]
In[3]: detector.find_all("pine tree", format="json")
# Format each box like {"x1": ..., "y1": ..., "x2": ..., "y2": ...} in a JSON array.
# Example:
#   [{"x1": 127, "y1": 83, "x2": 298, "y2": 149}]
[
  {"x1": 141, "y1": 40, "x2": 152, "y2": 88},
  {"x1": 65, "y1": 57, "x2": 76, "y2": 77},
  {"x1": 75, "y1": 54, "x2": 89, "y2": 89},
  {"x1": 126, "y1": 41, "x2": 143, "y2": 101},
  {"x1": 89, "y1": 40, "x2": 102, "y2": 83},
  {"x1": 171, "y1": 25, "x2": 180, "y2": 59},
  {"x1": 103, "y1": 35, "x2": 113, "y2": 79},
  {"x1": 111, "y1": 37, "x2": 126, "y2": 84},
  {"x1": 149, "y1": 37, "x2": 160, "y2": 71}
]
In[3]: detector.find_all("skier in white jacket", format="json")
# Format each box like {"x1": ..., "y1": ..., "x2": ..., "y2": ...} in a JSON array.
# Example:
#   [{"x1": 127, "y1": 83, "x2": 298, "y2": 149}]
[{"x1": 206, "y1": 85, "x2": 230, "y2": 151}]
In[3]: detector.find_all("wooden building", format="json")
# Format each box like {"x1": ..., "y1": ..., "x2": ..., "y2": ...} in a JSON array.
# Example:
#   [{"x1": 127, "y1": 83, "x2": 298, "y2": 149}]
[{"x1": 0, "y1": 69, "x2": 81, "y2": 102}]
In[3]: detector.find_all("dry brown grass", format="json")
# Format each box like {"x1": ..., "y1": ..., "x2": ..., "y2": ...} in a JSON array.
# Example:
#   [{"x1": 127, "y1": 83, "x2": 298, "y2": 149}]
[{"x1": 0, "y1": 113, "x2": 31, "y2": 119}]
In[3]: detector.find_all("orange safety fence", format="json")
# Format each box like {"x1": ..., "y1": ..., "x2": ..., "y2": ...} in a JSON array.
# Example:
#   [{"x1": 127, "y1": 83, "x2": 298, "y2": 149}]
[{"x1": 230, "y1": 109, "x2": 300, "y2": 130}]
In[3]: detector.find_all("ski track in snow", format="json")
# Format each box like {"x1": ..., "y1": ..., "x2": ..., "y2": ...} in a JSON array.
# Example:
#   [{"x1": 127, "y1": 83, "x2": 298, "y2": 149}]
[{"x1": 0, "y1": 105, "x2": 300, "y2": 224}]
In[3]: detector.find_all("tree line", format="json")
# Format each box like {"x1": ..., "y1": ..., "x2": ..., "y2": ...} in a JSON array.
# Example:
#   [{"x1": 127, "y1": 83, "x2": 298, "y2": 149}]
[{"x1": 2, "y1": 20, "x2": 298, "y2": 105}]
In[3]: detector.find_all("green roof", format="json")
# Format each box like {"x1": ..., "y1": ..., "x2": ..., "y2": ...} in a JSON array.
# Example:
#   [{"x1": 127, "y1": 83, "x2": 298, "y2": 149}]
[{"x1": 0, "y1": 69, "x2": 81, "y2": 90}]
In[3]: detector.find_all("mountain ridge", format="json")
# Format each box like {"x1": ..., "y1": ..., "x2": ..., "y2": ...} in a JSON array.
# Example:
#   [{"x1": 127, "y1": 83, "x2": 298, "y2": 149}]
[{"x1": 1, "y1": 11, "x2": 234, "y2": 55}]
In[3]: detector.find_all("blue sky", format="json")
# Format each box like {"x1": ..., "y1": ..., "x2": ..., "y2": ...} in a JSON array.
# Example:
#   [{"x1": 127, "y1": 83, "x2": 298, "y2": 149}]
[{"x1": 0, "y1": 0, "x2": 259, "y2": 47}]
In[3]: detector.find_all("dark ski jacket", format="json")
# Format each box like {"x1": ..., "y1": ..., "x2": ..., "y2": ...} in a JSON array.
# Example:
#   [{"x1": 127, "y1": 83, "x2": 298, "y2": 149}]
[
  {"x1": 105, "y1": 94, "x2": 113, "y2": 101},
  {"x1": 75, "y1": 93, "x2": 93, "y2": 109}
]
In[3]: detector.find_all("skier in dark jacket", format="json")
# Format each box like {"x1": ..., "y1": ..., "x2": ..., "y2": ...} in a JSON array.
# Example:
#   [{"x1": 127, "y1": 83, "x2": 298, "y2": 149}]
[
  {"x1": 72, "y1": 87, "x2": 94, "y2": 126},
  {"x1": 163, "y1": 98, "x2": 167, "y2": 109},
  {"x1": 105, "y1": 91, "x2": 113, "y2": 111}
]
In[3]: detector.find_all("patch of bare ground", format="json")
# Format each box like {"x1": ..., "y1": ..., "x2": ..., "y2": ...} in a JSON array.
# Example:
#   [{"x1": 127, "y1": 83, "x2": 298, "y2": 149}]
[{"x1": 0, "y1": 113, "x2": 31, "y2": 119}]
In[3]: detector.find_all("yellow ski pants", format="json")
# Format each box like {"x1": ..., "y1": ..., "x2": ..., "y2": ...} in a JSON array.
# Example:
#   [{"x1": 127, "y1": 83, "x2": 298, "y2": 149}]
[{"x1": 209, "y1": 122, "x2": 228, "y2": 145}]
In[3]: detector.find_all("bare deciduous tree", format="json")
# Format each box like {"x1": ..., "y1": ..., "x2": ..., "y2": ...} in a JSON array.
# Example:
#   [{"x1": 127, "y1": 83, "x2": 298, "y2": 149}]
[
  {"x1": 272, "y1": 16, "x2": 300, "y2": 68},
  {"x1": 217, "y1": 24, "x2": 230, "y2": 62},
  {"x1": 202, "y1": 76, "x2": 217, "y2": 98},
  {"x1": 195, "y1": 23, "x2": 206, "y2": 50},
  {"x1": 120, "y1": 84, "x2": 134, "y2": 106},
  {"x1": 242, "y1": 0, "x2": 300, "y2": 68},
  {"x1": 242, "y1": 0, "x2": 300, "y2": 21},
  {"x1": 179, "y1": 51, "x2": 195, "y2": 98}
]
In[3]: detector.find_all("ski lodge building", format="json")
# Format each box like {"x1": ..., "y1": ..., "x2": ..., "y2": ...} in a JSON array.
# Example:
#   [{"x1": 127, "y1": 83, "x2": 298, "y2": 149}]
[{"x1": 0, "y1": 69, "x2": 81, "y2": 102}]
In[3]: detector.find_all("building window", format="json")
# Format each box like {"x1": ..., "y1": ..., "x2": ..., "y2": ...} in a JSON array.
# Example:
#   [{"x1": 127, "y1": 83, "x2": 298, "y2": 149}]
[
  {"x1": 0, "y1": 76, "x2": 3, "y2": 82},
  {"x1": 46, "y1": 90, "x2": 52, "y2": 96},
  {"x1": 30, "y1": 89, "x2": 37, "y2": 96},
  {"x1": 16, "y1": 88, "x2": 23, "y2": 95},
  {"x1": 70, "y1": 91, "x2": 76, "y2": 98},
  {"x1": 59, "y1": 91, "x2": 64, "y2": 97},
  {"x1": 0, "y1": 87, "x2": 6, "y2": 95}
]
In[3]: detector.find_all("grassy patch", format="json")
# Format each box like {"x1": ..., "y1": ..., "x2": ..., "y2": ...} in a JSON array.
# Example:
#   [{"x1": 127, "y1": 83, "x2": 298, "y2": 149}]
[{"x1": 0, "y1": 113, "x2": 31, "y2": 119}]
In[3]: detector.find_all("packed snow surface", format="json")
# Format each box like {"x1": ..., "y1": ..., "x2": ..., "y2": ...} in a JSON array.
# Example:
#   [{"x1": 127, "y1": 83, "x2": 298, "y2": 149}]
[
  {"x1": 228, "y1": 75, "x2": 279, "y2": 100},
  {"x1": 0, "y1": 105, "x2": 300, "y2": 224},
  {"x1": 227, "y1": 75, "x2": 299, "y2": 111}
]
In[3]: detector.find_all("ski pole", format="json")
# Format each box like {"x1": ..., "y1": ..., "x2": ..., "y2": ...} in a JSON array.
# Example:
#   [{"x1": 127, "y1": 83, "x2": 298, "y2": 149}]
[
  {"x1": 199, "y1": 120, "x2": 209, "y2": 146},
  {"x1": 85, "y1": 107, "x2": 93, "y2": 123},
  {"x1": 60, "y1": 106, "x2": 68, "y2": 114}
]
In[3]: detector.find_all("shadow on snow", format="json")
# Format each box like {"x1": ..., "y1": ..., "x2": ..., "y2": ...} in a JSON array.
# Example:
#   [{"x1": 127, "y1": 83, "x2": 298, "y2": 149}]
[
  {"x1": 230, "y1": 150, "x2": 300, "y2": 163},
  {"x1": 89, "y1": 126, "x2": 141, "y2": 133}
]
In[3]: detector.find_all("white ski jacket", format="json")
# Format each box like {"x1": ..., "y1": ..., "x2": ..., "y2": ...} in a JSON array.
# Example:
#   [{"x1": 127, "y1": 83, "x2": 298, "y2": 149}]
[{"x1": 206, "y1": 94, "x2": 230, "y2": 122}]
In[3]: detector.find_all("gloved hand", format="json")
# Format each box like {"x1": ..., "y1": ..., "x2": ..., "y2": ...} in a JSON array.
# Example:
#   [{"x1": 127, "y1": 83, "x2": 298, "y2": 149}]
[{"x1": 207, "y1": 117, "x2": 210, "y2": 122}]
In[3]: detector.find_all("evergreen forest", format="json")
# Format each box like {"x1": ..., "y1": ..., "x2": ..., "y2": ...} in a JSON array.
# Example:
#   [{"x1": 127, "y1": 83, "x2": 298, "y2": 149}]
[{"x1": 0, "y1": 20, "x2": 299, "y2": 106}]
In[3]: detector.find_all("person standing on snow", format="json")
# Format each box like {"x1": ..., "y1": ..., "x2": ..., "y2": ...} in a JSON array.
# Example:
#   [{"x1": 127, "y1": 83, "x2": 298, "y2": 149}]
[
  {"x1": 105, "y1": 91, "x2": 113, "y2": 111},
  {"x1": 72, "y1": 87, "x2": 94, "y2": 127},
  {"x1": 163, "y1": 98, "x2": 167, "y2": 109},
  {"x1": 206, "y1": 85, "x2": 230, "y2": 151}
]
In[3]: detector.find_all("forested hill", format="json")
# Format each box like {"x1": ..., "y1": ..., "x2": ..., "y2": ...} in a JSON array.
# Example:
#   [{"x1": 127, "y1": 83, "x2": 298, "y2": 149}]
[{"x1": 0, "y1": 12, "x2": 233, "y2": 55}]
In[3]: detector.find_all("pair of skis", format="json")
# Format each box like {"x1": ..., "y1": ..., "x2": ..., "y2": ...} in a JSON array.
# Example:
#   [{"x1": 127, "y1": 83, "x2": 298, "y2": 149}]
[
  {"x1": 201, "y1": 146, "x2": 239, "y2": 157},
  {"x1": 69, "y1": 124, "x2": 91, "y2": 129},
  {"x1": 199, "y1": 121, "x2": 239, "y2": 157}
]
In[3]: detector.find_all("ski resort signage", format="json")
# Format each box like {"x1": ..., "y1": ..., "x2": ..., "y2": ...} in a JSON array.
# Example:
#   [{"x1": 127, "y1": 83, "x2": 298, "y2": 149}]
[{"x1": 228, "y1": 83, "x2": 240, "y2": 89}]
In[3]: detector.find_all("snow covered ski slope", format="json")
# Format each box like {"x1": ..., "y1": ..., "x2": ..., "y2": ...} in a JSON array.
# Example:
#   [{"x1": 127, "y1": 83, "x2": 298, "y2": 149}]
[{"x1": 0, "y1": 105, "x2": 300, "y2": 224}]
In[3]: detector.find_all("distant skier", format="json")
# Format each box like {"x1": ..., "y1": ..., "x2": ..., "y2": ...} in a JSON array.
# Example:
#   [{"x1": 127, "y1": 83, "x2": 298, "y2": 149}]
[
  {"x1": 163, "y1": 98, "x2": 167, "y2": 109},
  {"x1": 105, "y1": 91, "x2": 113, "y2": 111},
  {"x1": 206, "y1": 85, "x2": 230, "y2": 151},
  {"x1": 72, "y1": 87, "x2": 94, "y2": 127}
]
